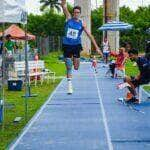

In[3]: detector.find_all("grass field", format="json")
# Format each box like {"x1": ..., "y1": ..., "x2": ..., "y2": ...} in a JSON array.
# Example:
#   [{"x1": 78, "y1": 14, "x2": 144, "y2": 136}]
[
  {"x1": 0, "y1": 52, "x2": 65, "y2": 149},
  {"x1": 40, "y1": 52, "x2": 65, "y2": 76},
  {"x1": 125, "y1": 60, "x2": 139, "y2": 76}
]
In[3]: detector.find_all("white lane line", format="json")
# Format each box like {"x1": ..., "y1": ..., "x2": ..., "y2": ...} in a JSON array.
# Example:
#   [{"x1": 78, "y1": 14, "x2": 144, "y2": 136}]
[
  {"x1": 9, "y1": 79, "x2": 65, "y2": 150},
  {"x1": 94, "y1": 73, "x2": 114, "y2": 150}
]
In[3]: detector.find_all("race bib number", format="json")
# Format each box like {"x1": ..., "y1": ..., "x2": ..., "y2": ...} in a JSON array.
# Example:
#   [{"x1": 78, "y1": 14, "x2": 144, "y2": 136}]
[{"x1": 67, "y1": 28, "x2": 79, "y2": 39}]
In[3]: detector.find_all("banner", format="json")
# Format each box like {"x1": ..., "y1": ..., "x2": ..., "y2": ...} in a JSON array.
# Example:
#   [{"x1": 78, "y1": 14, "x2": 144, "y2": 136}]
[{"x1": 0, "y1": 0, "x2": 27, "y2": 24}]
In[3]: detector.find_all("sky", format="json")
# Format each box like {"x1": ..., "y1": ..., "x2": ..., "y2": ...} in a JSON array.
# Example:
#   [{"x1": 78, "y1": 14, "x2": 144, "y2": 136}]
[{"x1": 26, "y1": 0, "x2": 150, "y2": 14}]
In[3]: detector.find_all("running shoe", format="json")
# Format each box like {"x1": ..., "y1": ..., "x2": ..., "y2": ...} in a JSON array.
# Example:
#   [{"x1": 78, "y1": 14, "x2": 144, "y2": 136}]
[
  {"x1": 68, "y1": 81, "x2": 73, "y2": 94},
  {"x1": 126, "y1": 92, "x2": 133, "y2": 100},
  {"x1": 126, "y1": 97, "x2": 139, "y2": 104}
]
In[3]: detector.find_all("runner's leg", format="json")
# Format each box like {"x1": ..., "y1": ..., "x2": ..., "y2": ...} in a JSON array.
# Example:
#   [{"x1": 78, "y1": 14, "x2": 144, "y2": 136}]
[
  {"x1": 73, "y1": 57, "x2": 80, "y2": 70},
  {"x1": 63, "y1": 46, "x2": 73, "y2": 94},
  {"x1": 65, "y1": 58, "x2": 73, "y2": 94},
  {"x1": 65, "y1": 58, "x2": 73, "y2": 78},
  {"x1": 73, "y1": 45, "x2": 81, "y2": 70}
]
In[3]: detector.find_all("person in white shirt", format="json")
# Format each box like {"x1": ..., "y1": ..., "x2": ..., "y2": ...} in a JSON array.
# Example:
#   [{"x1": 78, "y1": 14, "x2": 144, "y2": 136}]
[{"x1": 103, "y1": 37, "x2": 110, "y2": 64}]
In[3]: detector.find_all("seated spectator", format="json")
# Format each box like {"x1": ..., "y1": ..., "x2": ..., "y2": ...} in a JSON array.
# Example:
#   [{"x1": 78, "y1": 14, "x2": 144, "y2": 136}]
[
  {"x1": 124, "y1": 49, "x2": 150, "y2": 103},
  {"x1": 109, "y1": 47, "x2": 127, "y2": 78}
]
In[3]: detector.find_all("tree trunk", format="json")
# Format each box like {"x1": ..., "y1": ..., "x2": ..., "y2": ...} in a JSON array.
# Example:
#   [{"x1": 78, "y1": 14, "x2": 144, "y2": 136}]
[{"x1": 75, "y1": 0, "x2": 91, "y2": 55}]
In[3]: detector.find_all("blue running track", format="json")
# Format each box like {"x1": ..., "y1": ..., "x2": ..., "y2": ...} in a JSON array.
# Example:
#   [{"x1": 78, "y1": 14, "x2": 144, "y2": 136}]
[{"x1": 9, "y1": 63, "x2": 150, "y2": 150}]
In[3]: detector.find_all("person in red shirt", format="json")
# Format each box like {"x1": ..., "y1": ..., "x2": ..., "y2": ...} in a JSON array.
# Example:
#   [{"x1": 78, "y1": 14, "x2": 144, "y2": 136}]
[
  {"x1": 109, "y1": 47, "x2": 127, "y2": 77},
  {"x1": 115, "y1": 48, "x2": 126, "y2": 69}
]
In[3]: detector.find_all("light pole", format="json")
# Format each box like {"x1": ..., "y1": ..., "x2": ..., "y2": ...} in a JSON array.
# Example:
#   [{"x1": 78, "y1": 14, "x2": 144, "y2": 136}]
[
  {"x1": 142, "y1": 0, "x2": 144, "y2": 6},
  {"x1": 96, "y1": 0, "x2": 98, "y2": 8}
]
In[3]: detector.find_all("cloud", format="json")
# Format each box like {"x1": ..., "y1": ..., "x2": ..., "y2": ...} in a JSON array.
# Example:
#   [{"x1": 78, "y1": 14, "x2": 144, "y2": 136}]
[
  {"x1": 26, "y1": 0, "x2": 41, "y2": 14},
  {"x1": 26, "y1": 0, "x2": 150, "y2": 14}
]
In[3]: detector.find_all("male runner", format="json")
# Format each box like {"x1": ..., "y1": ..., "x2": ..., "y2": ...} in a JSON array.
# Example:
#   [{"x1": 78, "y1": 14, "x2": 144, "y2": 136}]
[{"x1": 61, "y1": 0, "x2": 102, "y2": 94}]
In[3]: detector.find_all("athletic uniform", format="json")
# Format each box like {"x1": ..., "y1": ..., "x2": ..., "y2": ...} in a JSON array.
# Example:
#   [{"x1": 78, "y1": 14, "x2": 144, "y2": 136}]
[
  {"x1": 62, "y1": 18, "x2": 83, "y2": 58},
  {"x1": 62, "y1": 18, "x2": 84, "y2": 94}
]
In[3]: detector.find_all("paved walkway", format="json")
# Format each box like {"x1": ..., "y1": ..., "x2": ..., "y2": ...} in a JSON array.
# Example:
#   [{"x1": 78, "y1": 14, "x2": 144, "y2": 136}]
[{"x1": 10, "y1": 63, "x2": 150, "y2": 150}]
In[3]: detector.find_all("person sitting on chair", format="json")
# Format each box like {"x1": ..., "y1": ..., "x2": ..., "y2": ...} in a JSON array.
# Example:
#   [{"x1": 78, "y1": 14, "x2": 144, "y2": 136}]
[
  {"x1": 124, "y1": 49, "x2": 150, "y2": 103},
  {"x1": 109, "y1": 47, "x2": 127, "y2": 78}
]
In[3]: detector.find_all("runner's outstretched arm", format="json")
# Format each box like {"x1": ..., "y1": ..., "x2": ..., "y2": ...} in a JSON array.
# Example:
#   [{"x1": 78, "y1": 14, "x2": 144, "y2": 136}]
[
  {"x1": 83, "y1": 22, "x2": 103, "y2": 56},
  {"x1": 61, "y1": 0, "x2": 71, "y2": 20}
]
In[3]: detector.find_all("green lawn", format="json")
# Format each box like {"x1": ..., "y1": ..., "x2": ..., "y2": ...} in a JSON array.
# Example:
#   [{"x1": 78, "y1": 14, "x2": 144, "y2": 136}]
[
  {"x1": 41, "y1": 51, "x2": 66, "y2": 76},
  {"x1": 125, "y1": 60, "x2": 139, "y2": 76},
  {"x1": 144, "y1": 86, "x2": 150, "y2": 92},
  {"x1": 0, "y1": 52, "x2": 65, "y2": 149}
]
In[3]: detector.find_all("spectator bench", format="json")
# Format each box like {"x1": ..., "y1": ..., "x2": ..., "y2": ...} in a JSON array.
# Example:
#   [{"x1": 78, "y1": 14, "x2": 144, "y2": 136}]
[{"x1": 9, "y1": 60, "x2": 55, "y2": 86}]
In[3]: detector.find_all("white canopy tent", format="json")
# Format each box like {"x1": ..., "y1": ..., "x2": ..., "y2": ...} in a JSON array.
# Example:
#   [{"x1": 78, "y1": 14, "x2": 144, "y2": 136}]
[{"x1": 0, "y1": 0, "x2": 27, "y2": 24}]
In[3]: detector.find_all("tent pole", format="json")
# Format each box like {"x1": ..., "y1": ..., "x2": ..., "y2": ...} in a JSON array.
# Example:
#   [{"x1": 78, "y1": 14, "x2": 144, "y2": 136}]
[
  {"x1": 1, "y1": 23, "x2": 5, "y2": 130},
  {"x1": 24, "y1": 23, "x2": 29, "y2": 122},
  {"x1": 23, "y1": 22, "x2": 37, "y2": 96},
  {"x1": 23, "y1": 21, "x2": 37, "y2": 121}
]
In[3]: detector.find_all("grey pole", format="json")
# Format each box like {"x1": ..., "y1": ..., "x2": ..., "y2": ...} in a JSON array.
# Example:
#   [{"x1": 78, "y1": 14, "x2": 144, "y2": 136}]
[
  {"x1": 24, "y1": 23, "x2": 29, "y2": 121},
  {"x1": 0, "y1": 23, "x2": 5, "y2": 129}
]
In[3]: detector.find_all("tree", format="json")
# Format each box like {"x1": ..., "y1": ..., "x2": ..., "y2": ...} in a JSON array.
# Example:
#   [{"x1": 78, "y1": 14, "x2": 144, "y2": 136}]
[
  {"x1": 26, "y1": 4, "x2": 150, "y2": 52},
  {"x1": 27, "y1": 11, "x2": 65, "y2": 37},
  {"x1": 40, "y1": 0, "x2": 61, "y2": 12},
  {"x1": 120, "y1": 5, "x2": 150, "y2": 51},
  {"x1": 91, "y1": 7, "x2": 103, "y2": 47}
]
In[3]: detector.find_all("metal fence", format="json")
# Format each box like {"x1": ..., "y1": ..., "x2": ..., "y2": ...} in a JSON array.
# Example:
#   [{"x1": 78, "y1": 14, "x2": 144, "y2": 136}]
[
  {"x1": 36, "y1": 36, "x2": 62, "y2": 55},
  {"x1": 0, "y1": 52, "x2": 35, "y2": 81}
]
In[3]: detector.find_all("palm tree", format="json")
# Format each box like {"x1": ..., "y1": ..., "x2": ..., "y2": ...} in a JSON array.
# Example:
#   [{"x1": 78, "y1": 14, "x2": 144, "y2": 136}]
[{"x1": 40, "y1": 0, "x2": 61, "y2": 12}]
